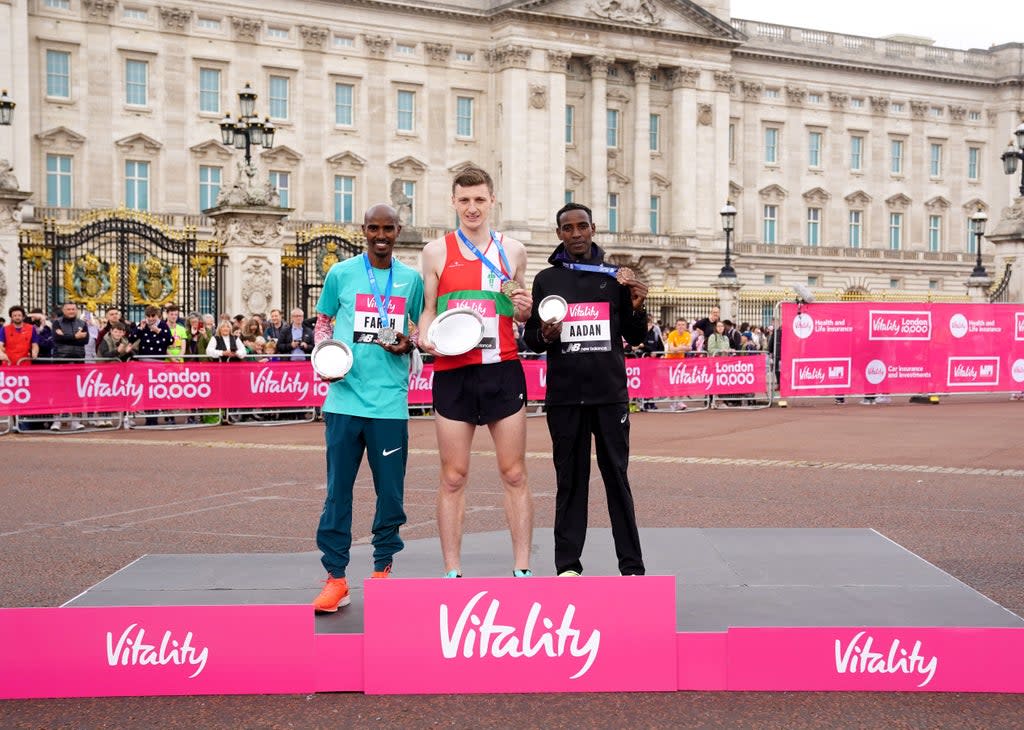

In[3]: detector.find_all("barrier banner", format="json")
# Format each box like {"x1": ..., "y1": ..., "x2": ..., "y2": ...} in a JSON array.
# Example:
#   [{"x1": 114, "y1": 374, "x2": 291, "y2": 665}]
[
  {"x1": 780, "y1": 302, "x2": 1024, "y2": 397},
  {"x1": 2, "y1": 355, "x2": 770, "y2": 415}
]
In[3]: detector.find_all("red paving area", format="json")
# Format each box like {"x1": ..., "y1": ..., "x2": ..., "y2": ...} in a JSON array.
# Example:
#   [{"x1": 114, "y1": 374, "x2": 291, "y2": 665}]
[{"x1": 2, "y1": 395, "x2": 1023, "y2": 727}]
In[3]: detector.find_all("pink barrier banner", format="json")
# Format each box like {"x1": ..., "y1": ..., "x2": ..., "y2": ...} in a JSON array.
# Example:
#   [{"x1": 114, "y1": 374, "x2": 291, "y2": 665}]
[
  {"x1": 0, "y1": 605, "x2": 314, "y2": 698},
  {"x1": 362, "y1": 576, "x2": 677, "y2": 694},
  {"x1": 410, "y1": 355, "x2": 770, "y2": 405},
  {"x1": 727, "y1": 626, "x2": 1024, "y2": 692},
  {"x1": 780, "y1": 302, "x2": 1024, "y2": 397},
  {"x1": 1, "y1": 355, "x2": 770, "y2": 415}
]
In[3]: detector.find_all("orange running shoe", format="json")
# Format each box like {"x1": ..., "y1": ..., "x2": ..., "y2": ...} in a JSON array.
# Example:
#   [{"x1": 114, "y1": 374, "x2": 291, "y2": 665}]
[
  {"x1": 312, "y1": 576, "x2": 350, "y2": 612},
  {"x1": 370, "y1": 564, "x2": 392, "y2": 579}
]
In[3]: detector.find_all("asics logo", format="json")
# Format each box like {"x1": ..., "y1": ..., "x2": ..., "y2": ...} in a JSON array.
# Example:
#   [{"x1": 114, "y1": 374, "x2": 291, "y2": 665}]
[
  {"x1": 382, "y1": 447, "x2": 402, "y2": 456},
  {"x1": 620, "y1": 414, "x2": 628, "y2": 424}
]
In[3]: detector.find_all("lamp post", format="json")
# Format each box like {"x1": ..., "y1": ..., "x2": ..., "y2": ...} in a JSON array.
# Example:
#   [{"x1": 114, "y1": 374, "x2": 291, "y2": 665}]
[
  {"x1": 718, "y1": 201, "x2": 737, "y2": 278},
  {"x1": 0, "y1": 90, "x2": 14, "y2": 126},
  {"x1": 1000, "y1": 122, "x2": 1024, "y2": 197},
  {"x1": 969, "y1": 207, "x2": 988, "y2": 278},
  {"x1": 219, "y1": 83, "x2": 275, "y2": 166}
]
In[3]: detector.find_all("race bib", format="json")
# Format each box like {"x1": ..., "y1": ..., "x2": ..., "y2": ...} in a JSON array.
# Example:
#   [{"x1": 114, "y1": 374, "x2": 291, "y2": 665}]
[
  {"x1": 560, "y1": 302, "x2": 611, "y2": 354},
  {"x1": 353, "y1": 294, "x2": 407, "y2": 344}
]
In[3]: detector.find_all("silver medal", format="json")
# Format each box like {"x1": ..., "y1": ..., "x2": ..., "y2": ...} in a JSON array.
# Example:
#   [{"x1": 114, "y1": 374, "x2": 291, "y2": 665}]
[{"x1": 378, "y1": 326, "x2": 398, "y2": 345}]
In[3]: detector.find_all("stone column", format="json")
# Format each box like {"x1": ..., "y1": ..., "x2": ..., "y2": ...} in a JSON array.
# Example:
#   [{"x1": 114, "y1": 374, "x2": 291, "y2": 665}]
[
  {"x1": 669, "y1": 68, "x2": 700, "y2": 236},
  {"x1": 588, "y1": 56, "x2": 610, "y2": 227},
  {"x1": 712, "y1": 278, "x2": 742, "y2": 322},
  {"x1": 0, "y1": 188, "x2": 32, "y2": 313},
  {"x1": 207, "y1": 205, "x2": 290, "y2": 316},
  {"x1": 547, "y1": 50, "x2": 571, "y2": 221},
  {"x1": 629, "y1": 60, "x2": 656, "y2": 233},
  {"x1": 986, "y1": 197, "x2": 1024, "y2": 304},
  {"x1": 0, "y1": 0, "x2": 31, "y2": 206},
  {"x1": 493, "y1": 44, "x2": 531, "y2": 230}
]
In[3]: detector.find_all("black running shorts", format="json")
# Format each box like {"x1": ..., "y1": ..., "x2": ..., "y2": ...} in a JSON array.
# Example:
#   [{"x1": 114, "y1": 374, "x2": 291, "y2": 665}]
[{"x1": 432, "y1": 359, "x2": 527, "y2": 425}]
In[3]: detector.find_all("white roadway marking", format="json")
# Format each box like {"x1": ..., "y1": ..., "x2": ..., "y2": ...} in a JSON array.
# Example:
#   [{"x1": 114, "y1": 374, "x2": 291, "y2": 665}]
[{"x1": 23, "y1": 436, "x2": 1024, "y2": 479}]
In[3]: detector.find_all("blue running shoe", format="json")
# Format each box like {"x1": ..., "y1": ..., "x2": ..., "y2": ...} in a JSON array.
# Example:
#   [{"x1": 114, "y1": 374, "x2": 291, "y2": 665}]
[{"x1": 513, "y1": 569, "x2": 533, "y2": 577}]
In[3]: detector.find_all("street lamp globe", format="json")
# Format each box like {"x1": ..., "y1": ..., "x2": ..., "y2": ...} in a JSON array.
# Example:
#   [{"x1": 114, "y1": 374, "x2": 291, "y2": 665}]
[
  {"x1": 1003, "y1": 140, "x2": 1018, "y2": 175},
  {"x1": 238, "y1": 83, "x2": 257, "y2": 119},
  {"x1": 720, "y1": 201, "x2": 737, "y2": 232},
  {"x1": 0, "y1": 90, "x2": 14, "y2": 126}
]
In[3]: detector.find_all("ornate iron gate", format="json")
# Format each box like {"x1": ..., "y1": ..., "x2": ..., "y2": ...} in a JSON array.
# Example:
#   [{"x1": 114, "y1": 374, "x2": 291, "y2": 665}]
[
  {"x1": 281, "y1": 224, "x2": 364, "y2": 316},
  {"x1": 18, "y1": 208, "x2": 224, "y2": 321}
]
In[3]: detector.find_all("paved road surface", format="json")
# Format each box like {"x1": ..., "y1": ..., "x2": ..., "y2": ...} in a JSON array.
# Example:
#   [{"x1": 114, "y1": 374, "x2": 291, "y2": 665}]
[{"x1": 2, "y1": 396, "x2": 1022, "y2": 728}]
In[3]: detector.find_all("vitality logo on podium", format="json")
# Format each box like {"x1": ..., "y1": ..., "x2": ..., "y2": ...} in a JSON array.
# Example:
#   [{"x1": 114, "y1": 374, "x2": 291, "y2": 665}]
[{"x1": 363, "y1": 576, "x2": 677, "y2": 694}]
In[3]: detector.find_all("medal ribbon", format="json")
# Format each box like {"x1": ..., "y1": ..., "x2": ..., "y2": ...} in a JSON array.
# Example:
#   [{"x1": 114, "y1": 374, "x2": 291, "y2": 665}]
[
  {"x1": 456, "y1": 229, "x2": 513, "y2": 287},
  {"x1": 559, "y1": 261, "x2": 620, "y2": 278},
  {"x1": 363, "y1": 253, "x2": 394, "y2": 333}
]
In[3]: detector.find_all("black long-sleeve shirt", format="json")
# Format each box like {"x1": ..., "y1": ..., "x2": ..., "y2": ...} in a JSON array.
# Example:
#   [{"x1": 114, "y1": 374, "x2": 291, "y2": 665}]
[{"x1": 523, "y1": 243, "x2": 647, "y2": 406}]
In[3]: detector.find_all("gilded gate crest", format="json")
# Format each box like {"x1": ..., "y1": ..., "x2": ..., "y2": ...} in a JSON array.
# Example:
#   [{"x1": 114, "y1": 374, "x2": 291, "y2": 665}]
[
  {"x1": 62, "y1": 253, "x2": 117, "y2": 311},
  {"x1": 129, "y1": 255, "x2": 179, "y2": 307}
]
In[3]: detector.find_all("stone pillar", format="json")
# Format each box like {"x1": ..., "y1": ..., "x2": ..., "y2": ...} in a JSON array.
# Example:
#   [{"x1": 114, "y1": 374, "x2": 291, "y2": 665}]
[
  {"x1": 0, "y1": 188, "x2": 32, "y2": 313},
  {"x1": 206, "y1": 205, "x2": 290, "y2": 316},
  {"x1": 547, "y1": 50, "x2": 571, "y2": 220},
  {"x1": 669, "y1": 67, "x2": 699, "y2": 236},
  {"x1": 588, "y1": 56, "x2": 610, "y2": 227},
  {"x1": 630, "y1": 60, "x2": 655, "y2": 233},
  {"x1": 986, "y1": 197, "x2": 1024, "y2": 304},
  {"x1": 493, "y1": 44, "x2": 531, "y2": 229},
  {"x1": 712, "y1": 278, "x2": 742, "y2": 323},
  {"x1": 0, "y1": 0, "x2": 31, "y2": 205}
]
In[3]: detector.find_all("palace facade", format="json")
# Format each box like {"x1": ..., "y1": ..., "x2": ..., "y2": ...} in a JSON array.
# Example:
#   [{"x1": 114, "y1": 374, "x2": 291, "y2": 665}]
[{"x1": 1, "y1": 0, "x2": 1022, "y2": 316}]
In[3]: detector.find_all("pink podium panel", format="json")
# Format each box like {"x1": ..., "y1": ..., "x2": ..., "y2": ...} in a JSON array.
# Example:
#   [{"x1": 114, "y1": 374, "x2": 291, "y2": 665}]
[
  {"x1": 0, "y1": 605, "x2": 314, "y2": 699},
  {"x1": 727, "y1": 627, "x2": 1024, "y2": 692},
  {"x1": 362, "y1": 576, "x2": 678, "y2": 694}
]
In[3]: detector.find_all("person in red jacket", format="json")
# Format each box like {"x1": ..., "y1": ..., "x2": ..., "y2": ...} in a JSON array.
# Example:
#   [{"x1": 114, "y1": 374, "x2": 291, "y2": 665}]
[{"x1": 0, "y1": 305, "x2": 39, "y2": 366}]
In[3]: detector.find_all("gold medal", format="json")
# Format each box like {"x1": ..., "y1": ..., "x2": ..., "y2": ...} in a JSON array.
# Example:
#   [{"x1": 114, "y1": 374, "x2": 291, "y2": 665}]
[
  {"x1": 615, "y1": 267, "x2": 634, "y2": 285},
  {"x1": 501, "y1": 279, "x2": 519, "y2": 297}
]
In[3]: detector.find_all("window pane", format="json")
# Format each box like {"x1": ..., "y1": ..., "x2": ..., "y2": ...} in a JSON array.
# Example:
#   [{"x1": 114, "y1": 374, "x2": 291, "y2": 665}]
[
  {"x1": 199, "y1": 165, "x2": 221, "y2": 210},
  {"x1": 126, "y1": 59, "x2": 148, "y2": 105},
  {"x1": 46, "y1": 154, "x2": 72, "y2": 207},
  {"x1": 808, "y1": 132, "x2": 821, "y2": 167},
  {"x1": 763, "y1": 205, "x2": 777, "y2": 243},
  {"x1": 269, "y1": 76, "x2": 289, "y2": 120},
  {"x1": 607, "y1": 193, "x2": 618, "y2": 232},
  {"x1": 46, "y1": 50, "x2": 71, "y2": 98},
  {"x1": 928, "y1": 215, "x2": 941, "y2": 252},
  {"x1": 891, "y1": 140, "x2": 903, "y2": 174},
  {"x1": 649, "y1": 196, "x2": 659, "y2": 234},
  {"x1": 889, "y1": 212, "x2": 902, "y2": 250},
  {"x1": 565, "y1": 105, "x2": 574, "y2": 145},
  {"x1": 807, "y1": 207, "x2": 820, "y2": 245},
  {"x1": 125, "y1": 160, "x2": 150, "y2": 211},
  {"x1": 968, "y1": 147, "x2": 980, "y2": 179},
  {"x1": 334, "y1": 175, "x2": 354, "y2": 223},
  {"x1": 606, "y1": 109, "x2": 619, "y2": 148},
  {"x1": 851, "y1": 136, "x2": 863, "y2": 170},
  {"x1": 199, "y1": 68, "x2": 220, "y2": 113},
  {"x1": 270, "y1": 171, "x2": 289, "y2": 208},
  {"x1": 765, "y1": 128, "x2": 778, "y2": 163},
  {"x1": 564, "y1": 190, "x2": 574, "y2": 204},
  {"x1": 402, "y1": 181, "x2": 415, "y2": 225},
  {"x1": 397, "y1": 90, "x2": 415, "y2": 132},
  {"x1": 930, "y1": 143, "x2": 942, "y2": 177},
  {"x1": 649, "y1": 114, "x2": 660, "y2": 151},
  {"x1": 335, "y1": 83, "x2": 353, "y2": 126},
  {"x1": 456, "y1": 96, "x2": 473, "y2": 137},
  {"x1": 848, "y1": 210, "x2": 862, "y2": 248}
]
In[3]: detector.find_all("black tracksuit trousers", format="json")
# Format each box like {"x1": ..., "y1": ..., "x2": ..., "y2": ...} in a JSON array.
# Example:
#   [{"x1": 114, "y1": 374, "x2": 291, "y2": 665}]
[{"x1": 547, "y1": 403, "x2": 645, "y2": 576}]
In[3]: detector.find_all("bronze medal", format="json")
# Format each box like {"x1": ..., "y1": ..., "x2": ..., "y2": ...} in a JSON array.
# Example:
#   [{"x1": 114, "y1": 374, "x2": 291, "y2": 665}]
[
  {"x1": 501, "y1": 279, "x2": 518, "y2": 297},
  {"x1": 615, "y1": 267, "x2": 634, "y2": 285}
]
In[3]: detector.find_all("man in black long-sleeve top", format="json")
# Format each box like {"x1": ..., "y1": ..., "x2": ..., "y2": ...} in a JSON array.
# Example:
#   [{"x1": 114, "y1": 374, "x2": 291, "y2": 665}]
[{"x1": 523, "y1": 202, "x2": 648, "y2": 577}]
